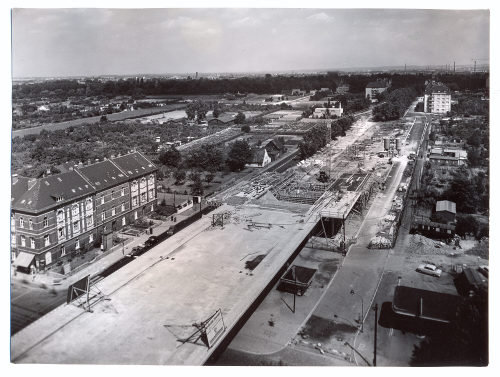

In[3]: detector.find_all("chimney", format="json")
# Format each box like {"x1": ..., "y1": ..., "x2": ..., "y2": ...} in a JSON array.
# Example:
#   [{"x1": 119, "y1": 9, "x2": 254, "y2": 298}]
[{"x1": 28, "y1": 178, "x2": 37, "y2": 191}]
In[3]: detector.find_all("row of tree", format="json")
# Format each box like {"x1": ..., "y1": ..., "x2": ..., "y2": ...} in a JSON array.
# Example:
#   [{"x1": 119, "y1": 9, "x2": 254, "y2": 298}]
[
  {"x1": 13, "y1": 73, "x2": 489, "y2": 100},
  {"x1": 159, "y1": 140, "x2": 253, "y2": 173},
  {"x1": 372, "y1": 87, "x2": 417, "y2": 121}
]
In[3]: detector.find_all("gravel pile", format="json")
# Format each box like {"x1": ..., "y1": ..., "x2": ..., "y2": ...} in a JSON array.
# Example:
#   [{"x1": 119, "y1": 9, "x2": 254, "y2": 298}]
[{"x1": 407, "y1": 234, "x2": 463, "y2": 256}]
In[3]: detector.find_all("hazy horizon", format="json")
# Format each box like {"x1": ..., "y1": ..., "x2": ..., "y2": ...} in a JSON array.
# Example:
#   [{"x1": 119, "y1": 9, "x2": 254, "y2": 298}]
[{"x1": 12, "y1": 8, "x2": 490, "y2": 78}]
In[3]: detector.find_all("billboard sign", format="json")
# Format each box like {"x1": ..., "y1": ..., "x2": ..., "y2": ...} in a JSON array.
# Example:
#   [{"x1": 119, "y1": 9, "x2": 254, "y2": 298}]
[
  {"x1": 201, "y1": 309, "x2": 225, "y2": 348},
  {"x1": 66, "y1": 275, "x2": 90, "y2": 304}
]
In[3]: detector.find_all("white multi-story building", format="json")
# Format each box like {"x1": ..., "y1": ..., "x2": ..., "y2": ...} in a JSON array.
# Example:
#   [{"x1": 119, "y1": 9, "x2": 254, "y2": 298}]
[{"x1": 424, "y1": 82, "x2": 451, "y2": 114}]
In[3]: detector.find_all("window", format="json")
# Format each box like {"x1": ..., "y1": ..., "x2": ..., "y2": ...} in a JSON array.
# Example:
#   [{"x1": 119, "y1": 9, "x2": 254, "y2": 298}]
[
  {"x1": 149, "y1": 188, "x2": 154, "y2": 199},
  {"x1": 148, "y1": 174, "x2": 154, "y2": 185},
  {"x1": 11, "y1": 234, "x2": 16, "y2": 245},
  {"x1": 72, "y1": 204, "x2": 79, "y2": 216},
  {"x1": 45, "y1": 251, "x2": 52, "y2": 265},
  {"x1": 101, "y1": 212, "x2": 106, "y2": 222},
  {"x1": 73, "y1": 221, "x2": 80, "y2": 233},
  {"x1": 43, "y1": 216, "x2": 48, "y2": 227},
  {"x1": 132, "y1": 196, "x2": 138, "y2": 206},
  {"x1": 20, "y1": 217, "x2": 24, "y2": 228},
  {"x1": 86, "y1": 197, "x2": 92, "y2": 210},
  {"x1": 29, "y1": 219, "x2": 33, "y2": 230},
  {"x1": 151, "y1": 204, "x2": 154, "y2": 212},
  {"x1": 141, "y1": 192, "x2": 147, "y2": 202},
  {"x1": 30, "y1": 237, "x2": 35, "y2": 249},
  {"x1": 101, "y1": 196, "x2": 105, "y2": 205},
  {"x1": 122, "y1": 217, "x2": 126, "y2": 226},
  {"x1": 132, "y1": 180, "x2": 138, "y2": 191},
  {"x1": 21, "y1": 235, "x2": 26, "y2": 247},
  {"x1": 75, "y1": 239, "x2": 80, "y2": 250},
  {"x1": 134, "y1": 211, "x2": 138, "y2": 220},
  {"x1": 61, "y1": 245, "x2": 66, "y2": 256},
  {"x1": 111, "y1": 190, "x2": 115, "y2": 199},
  {"x1": 87, "y1": 215, "x2": 93, "y2": 227},
  {"x1": 140, "y1": 177, "x2": 146, "y2": 188},
  {"x1": 44, "y1": 234, "x2": 50, "y2": 246},
  {"x1": 112, "y1": 207, "x2": 116, "y2": 216},
  {"x1": 57, "y1": 209, "x2": 64, "y2": 222},
  {"x1": 89, "y1": 234, "x2": 94, "y2": 243},
  {"x1": 58, "y1": 227, "x2": 65, "y2": 239},
  {"x1": 121, "y1": 187, "x2": 125, "y2": 196},
  {"x1": 121, "y1": 203, "x2": 125, "y2": 212}
]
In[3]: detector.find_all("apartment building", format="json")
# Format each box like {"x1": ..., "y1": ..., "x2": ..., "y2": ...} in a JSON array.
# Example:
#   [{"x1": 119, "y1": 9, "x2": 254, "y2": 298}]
[
  {"x1": 424, "y1": 82, "x2": 451, "y2": 114},
  {"x1": 11, "y1": 152, "x2": 157, "y2": 272}
]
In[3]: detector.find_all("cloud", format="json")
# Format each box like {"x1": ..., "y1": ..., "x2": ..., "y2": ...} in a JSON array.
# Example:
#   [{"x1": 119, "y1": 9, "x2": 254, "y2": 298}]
[
  {"x1": 230, "y1": 16, "x2": 258, "y2": 28},
  {"x1": 307, "y1": 12, "x2": 334, "y2": 22}
]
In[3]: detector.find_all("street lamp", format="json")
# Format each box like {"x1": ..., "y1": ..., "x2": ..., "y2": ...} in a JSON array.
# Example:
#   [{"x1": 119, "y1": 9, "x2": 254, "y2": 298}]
[{"x1": 350, "y1": 289, "x2": 364, "y2": 332}]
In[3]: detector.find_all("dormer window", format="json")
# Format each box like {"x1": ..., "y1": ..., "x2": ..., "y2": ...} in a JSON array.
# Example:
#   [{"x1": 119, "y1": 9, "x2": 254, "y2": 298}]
[{"x1": 56, "y1": 195, "x2": 64, "y2": 202}]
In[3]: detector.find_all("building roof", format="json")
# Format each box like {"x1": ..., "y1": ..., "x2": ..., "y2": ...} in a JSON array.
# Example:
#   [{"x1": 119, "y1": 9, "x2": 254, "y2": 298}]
[
  {"x1": 77, "y1": 159, "x2": 127, "y2": 190},
  {"x1": 111, "y1": 152, "x2": 157, "y2": 180},
  {"x1": 436, "y1": 200, "x2": 456, "y2": 214},
  {"x1": 425, "y1": 82, "x2": 451, "y2": 95},
  {"x1": 207, "y1": 113, "x2": 235, "y2": 124},
  {"x1": 11, "y1": 176, "x2": 30, "y2": 206},
  {"x1": 393, "y1": 286, "x2": 461, "y2": 323},
  {"x1": 366, "y1": 81, "x2": 388, "y2": 89},
  {"x1": 248, "y1": 148, "x2": 267, "y2": 164},
  {"x1": 12, "y1": 170, "x2": 95, "y2": 214}
]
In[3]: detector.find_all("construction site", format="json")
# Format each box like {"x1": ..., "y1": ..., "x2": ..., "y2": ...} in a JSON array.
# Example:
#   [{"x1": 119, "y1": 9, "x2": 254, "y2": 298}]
[{"x1": 11, "y1": 113, "x2": 425, "y2": 365}]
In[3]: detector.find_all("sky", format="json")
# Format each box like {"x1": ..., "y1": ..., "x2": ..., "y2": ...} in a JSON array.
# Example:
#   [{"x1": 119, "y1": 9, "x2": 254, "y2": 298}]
[{"x1": 11, "y1": 8, "x2": 490, "y2": 77}]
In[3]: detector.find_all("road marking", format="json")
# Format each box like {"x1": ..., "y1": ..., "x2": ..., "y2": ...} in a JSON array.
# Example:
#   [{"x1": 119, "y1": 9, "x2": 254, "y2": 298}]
[{"x1": 389, "y1": 328, "x2": 394, "y2": 336}]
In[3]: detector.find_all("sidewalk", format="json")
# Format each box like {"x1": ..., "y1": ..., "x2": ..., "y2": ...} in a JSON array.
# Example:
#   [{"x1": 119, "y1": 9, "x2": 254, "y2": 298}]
[{"x1": 11, "y1": 217, "x2": 177, "y2": 291}]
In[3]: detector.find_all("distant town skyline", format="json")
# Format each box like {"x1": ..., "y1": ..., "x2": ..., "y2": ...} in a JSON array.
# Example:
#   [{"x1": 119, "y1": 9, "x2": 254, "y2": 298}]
[{"x1": 12, "y1": 8, "x2": 490, "y2": 78}]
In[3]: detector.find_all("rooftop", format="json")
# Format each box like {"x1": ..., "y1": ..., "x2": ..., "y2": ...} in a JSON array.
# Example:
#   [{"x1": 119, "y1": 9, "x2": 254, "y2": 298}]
[
  {"x1": 12, "y1": 171, "x2": 95, "y2": 213},
  {"x1": 425, "y1": 81, "x2": 451, "y2": 95},
  {"x1": 436, "y1": 200, "x2": 456, "y2": 214}
]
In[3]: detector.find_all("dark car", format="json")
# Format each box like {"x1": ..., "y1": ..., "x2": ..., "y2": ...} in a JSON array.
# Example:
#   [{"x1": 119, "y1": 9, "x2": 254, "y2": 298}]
[
  {"x1": 130, "y1": 246, "x2": 145, "y2": 257},
  {"x1": 144, "y1": 236, "x2": 159, "y2": 247}
]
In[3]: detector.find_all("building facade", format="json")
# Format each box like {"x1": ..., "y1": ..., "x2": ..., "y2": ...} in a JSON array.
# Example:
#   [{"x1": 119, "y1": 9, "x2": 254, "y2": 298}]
[
  {"x1": 424, "y1": 82, "x2": 451, "y2": 114},
  {"x1": 11, "y1": 152, "x2": 157, "y2": 271}
]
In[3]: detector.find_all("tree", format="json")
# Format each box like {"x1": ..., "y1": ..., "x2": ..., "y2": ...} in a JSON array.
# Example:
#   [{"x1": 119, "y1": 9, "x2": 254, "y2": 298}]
[
  {"x1": 234, "y1": 111, "x2": 246, "y2": 124},
  {"x1": 158, "y1": 147, "x2": 181, "y2": 168},
  {"x1": 185, "y1": 100, "x2": 209, "y2": 122},
  {"x1": 173, "y1": 169, "x2": 186, "y2": 184},
  {"x1": 190, "y1": 173, "x2": 204, "y2": 196},
  {"x1": 227, "y1": 140, "x2": 252, "y2": 171},
  {"x1": 241, "y1": 124, "x2": 251, "y2": 133},
  {"x1": 100, "y1": 115, "x2": 107, "y2": 122},
  {"x1": 205, "y1": 172, "x2": 214, "y2": 183}
]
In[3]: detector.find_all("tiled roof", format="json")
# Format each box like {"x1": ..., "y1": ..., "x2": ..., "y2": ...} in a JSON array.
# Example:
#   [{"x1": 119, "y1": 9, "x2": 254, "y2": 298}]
[
  {"x1": 12, "y1": 171, "x2": 94, "y2": 213},
  {"x1": 111, "y1": 152, "x2": 157, "y2": 180},
  {"x1": 11, "y1": 176, "x2": 30, "y2": 206},
  {"x1": 425, "y1": 82, "x2": 451, "y2": 95},
  {"x1": 77, "y1": 159, "x2": 127, "y2": 190}
]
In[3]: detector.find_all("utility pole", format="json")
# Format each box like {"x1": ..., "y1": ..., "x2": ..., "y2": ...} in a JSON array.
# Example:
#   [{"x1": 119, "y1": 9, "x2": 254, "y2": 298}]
[
  {"x1": 454, "y1": 61, "x2": 456, "y2": 73},
  {"x1": 293, "y1": 265, "x2": 297, "y2": 313},
  {"x1": 373, "y1": 303, "x2": 378, "y2": 367}
]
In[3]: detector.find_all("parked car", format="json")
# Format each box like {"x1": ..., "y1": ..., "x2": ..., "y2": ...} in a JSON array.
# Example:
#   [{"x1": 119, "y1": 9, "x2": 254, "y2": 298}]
[
  {"x1": 130, "y1": 246, "x2": 145, "y2": 257},
  {"x1": 144, "y1": 236, "x2": 159, "y2": 247},
  {"x1": 416, "y1": 263, "x2": 442, "y2": 277}
]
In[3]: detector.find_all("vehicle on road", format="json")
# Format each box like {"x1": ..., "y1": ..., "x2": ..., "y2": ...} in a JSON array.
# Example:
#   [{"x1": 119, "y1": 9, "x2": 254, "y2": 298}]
[
  {"x1": 130, "y1": 246, "x2": 145, "y2": 257},
  {"x1": 416, "y1": 263, "x2": 442, "y2": 277},
  {"x1": 144, "y1": 236, "x2": 159, "y2": 247}
]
